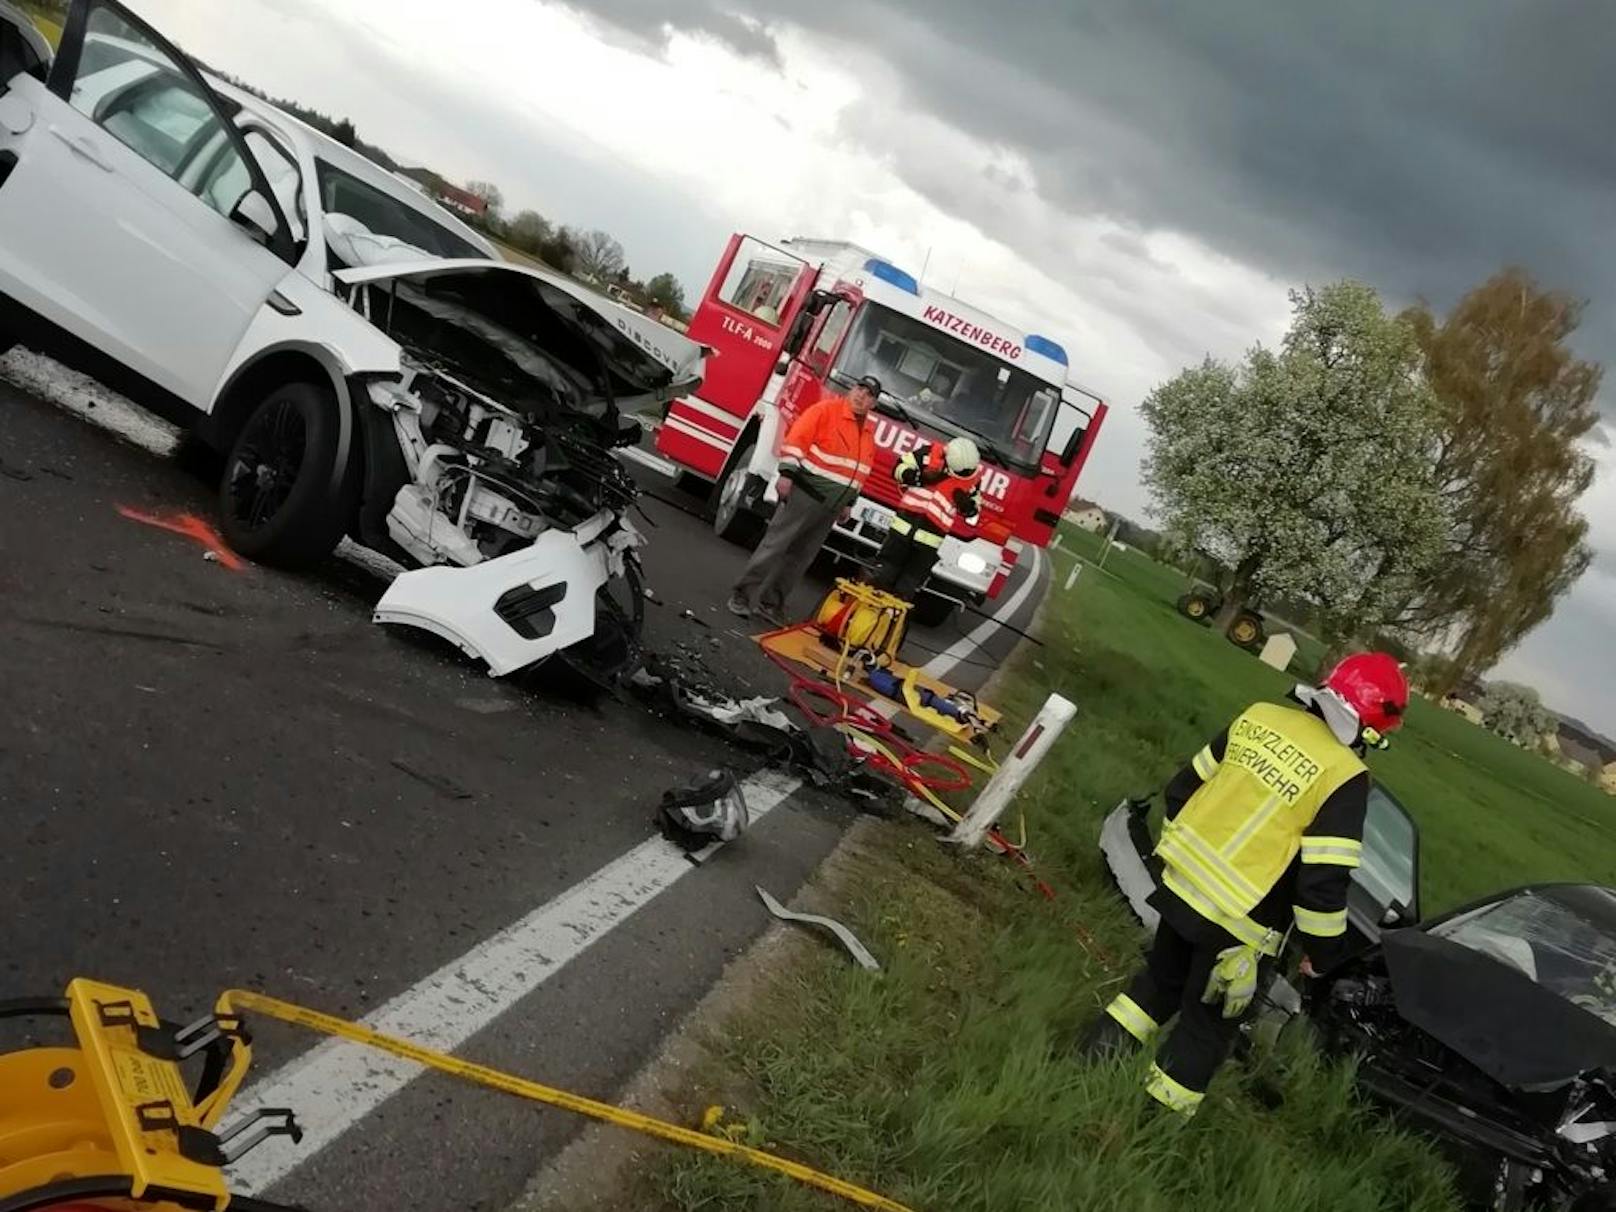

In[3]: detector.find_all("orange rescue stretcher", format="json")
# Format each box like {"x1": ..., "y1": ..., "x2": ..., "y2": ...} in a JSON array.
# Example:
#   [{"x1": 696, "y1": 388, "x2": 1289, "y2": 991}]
[{"x1": 756, "y1": 579, "x2": 1001, "y2": 743}]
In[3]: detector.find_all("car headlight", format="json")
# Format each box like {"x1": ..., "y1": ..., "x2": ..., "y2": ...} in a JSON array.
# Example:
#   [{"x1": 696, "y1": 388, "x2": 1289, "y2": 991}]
[{"x1": 957, "y1": 551, "x2": 990, "y2": 576}]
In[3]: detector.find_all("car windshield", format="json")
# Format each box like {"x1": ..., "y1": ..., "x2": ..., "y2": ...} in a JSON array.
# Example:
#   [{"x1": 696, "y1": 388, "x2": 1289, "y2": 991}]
[
  {"x1": 316, "y1": 158, "x2": 482, "y2": 266},
  {"x1": 1357, "y1": 787, "x2": 1417, "y2": 912},
  {"x1": 832, "y1": 303, "x2": 1059, "y2": 470},
  {"x1": 1431, "y1": 889, "x2": 1616, "y2": 1027}
]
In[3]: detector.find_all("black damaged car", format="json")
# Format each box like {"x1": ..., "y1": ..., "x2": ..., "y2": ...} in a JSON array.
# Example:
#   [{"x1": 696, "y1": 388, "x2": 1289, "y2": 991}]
[{"x1": 1102, "y1": 793, "x2": 1616, "y2": 1211}]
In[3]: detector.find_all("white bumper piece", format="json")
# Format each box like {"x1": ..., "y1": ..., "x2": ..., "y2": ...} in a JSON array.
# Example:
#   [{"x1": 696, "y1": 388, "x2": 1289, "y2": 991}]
[{"x1": 373, "y1": 517, "x2": 626, "y2": 677}]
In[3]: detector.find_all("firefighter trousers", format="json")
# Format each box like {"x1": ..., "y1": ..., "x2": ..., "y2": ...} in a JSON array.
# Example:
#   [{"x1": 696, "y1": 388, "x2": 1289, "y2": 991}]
[
  {"x1": 1110, "y1": 912, "x2": 1244, "y2": 1098},
  {"x1": 732, "y1": 487, "x2": 842, "y2": 614},
  {"x1": 871, "y1": 523, "x2": 941, "y2": 603}
]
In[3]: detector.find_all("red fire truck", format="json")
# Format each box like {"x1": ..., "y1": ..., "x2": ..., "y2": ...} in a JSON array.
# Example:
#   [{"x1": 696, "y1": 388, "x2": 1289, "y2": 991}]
[{"x1": 654, "y1": 235, "x2": 1108, "y2": 623}]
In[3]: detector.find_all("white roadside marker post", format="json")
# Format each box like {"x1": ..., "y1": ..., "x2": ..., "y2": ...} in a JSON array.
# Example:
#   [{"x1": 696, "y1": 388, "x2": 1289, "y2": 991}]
[
  {"x1": 948, "y1": 693, "x2": 1077, "y2": 848},
  {"x1": 1064, "y1": 562, "x2": 1081, "y2": 591}
]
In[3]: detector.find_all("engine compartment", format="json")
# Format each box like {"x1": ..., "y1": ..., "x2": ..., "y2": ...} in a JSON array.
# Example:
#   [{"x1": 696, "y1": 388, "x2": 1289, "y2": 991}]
[
  {"x1": 370, "y1": 358, "x2": 640, "y2": 571},
  {"x1": 1318, "y1": 967, "x2": 1616, "y2": 1209}
]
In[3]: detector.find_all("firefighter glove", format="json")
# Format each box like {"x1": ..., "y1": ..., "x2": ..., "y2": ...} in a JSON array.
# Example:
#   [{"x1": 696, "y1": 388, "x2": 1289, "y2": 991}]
[
  {"x1": 1202, "y1": 944, "x2": 1260, "y2": 1020},
  {"x1": 952, "y1": 486, "x2": 981, "y2": 519},
  {"x1": 895, "y1": 450, "x2": 922, "y2": 487}
]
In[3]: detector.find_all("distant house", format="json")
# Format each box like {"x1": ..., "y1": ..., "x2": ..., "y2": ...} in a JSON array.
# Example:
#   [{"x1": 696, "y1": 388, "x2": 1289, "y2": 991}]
[
  {"x1": 1064, "y1": 498, "x2": 1107, "y2": 533},
  {"x1": 1602, "y1": 762, "x2": 1616, "y2": 796},
  {"x1": 1555, "y1": 714, "x2": 1616, "y2": 777},
  {"x1": 432, "y1": 182, "x2": 489, "y2": 219},
  {"x1": 393, "y1": 168, "x2": 489, "y2": 219}
]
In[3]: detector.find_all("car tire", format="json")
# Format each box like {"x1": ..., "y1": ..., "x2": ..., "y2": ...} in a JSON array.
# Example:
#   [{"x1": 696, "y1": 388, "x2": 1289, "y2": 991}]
[
  {"x1": 712, "y1": 436, "x2": 765, "y2": 548},
  {"x1": 910, "y1": 592, "x2": 956, "y2": 628},
  {"x1": 218, "y1": 381, "x2": 353, "y2": 569}
]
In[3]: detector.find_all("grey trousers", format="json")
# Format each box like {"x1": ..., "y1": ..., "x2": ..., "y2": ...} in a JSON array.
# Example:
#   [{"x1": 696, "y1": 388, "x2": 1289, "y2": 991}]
[{"x1": 732, "y1": 488, "x2": 841, "y2": 612}]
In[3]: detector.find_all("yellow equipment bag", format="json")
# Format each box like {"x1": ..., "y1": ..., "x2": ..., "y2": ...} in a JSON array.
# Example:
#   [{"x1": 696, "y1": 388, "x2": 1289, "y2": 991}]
[{"x1": 814, "y1": 579, "x2": 910, "y2": 667}]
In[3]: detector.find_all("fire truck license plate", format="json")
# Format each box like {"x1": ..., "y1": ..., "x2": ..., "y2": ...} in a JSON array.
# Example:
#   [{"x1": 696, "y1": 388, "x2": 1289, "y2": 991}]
[{"x1": 856, "y1": 502, "x2": 891, "y2": 534}]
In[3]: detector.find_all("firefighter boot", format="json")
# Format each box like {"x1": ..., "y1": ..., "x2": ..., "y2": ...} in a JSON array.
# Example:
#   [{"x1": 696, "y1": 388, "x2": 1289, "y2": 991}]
[{"x1": 1072, "y1": 1012, "x2": 1143, "y2": 1063}]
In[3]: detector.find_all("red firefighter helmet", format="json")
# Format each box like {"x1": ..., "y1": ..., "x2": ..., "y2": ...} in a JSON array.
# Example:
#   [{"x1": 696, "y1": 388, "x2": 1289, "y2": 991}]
[{"x1": 1323, "y1": 652, "x2": 1409, "y2": 736}]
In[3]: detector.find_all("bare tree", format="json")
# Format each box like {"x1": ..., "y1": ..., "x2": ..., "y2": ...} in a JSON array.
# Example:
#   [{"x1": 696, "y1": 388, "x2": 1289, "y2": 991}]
[
  {"x1": 464, "y1": 180, "x2": 504, "y2": 218},
  {"x1": 567, "y1": 228, "x2": 627, "y2": 281}
]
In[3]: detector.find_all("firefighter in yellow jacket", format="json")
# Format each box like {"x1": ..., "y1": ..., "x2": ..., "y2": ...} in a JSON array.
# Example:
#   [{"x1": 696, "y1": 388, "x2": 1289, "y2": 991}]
[{"x1": 1078, "y1": 652, "x2": 1410, "y2": 1117}]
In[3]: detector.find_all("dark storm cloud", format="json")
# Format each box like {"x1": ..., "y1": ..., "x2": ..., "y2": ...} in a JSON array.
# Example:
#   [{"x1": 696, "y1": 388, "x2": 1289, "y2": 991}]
[{"x1": 559, "y1": 0, "x2": 1616, "y2": 409}]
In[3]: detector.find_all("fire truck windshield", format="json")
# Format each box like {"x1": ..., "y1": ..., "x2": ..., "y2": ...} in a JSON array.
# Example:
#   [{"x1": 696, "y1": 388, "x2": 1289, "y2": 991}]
[{"x1": 833, "y1": 303, "x2": 1059, "y2": 470}]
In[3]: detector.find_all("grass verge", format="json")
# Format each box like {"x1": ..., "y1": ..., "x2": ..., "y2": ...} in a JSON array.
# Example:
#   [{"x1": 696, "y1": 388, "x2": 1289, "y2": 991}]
[{"x1": 646, "y1": 528, "x2": 1616, "y2": 1210}]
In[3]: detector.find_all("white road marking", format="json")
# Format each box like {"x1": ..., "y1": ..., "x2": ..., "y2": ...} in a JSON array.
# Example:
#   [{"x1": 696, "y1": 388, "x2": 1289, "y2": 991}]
[
  {"x1": 921, "y1": 544, "x2": 1046, "y2": 680},
  {"x1": 1, "y1": 348, "x2": 180, "y2": 456},
  {"x1": 8, "y1": 347, "x2": 409, "y2": 586},
  {"x1": 858, "y1": 547, "x2": 1048, "y2": 723},
  {"x1": 230, "y1": 767, "x2": 802, "y2": 1194}
]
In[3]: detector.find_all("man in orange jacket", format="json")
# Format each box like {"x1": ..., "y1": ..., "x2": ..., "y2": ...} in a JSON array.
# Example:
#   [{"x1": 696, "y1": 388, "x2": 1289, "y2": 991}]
[{"x1": 728, "y1": 376, "x2": 879, "y2": 626}]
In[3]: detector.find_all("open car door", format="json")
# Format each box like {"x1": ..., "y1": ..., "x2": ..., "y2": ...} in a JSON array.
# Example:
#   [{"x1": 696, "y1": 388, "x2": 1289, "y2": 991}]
[
  {"x1": 1100, "y1": 782, "x2": 1422, "y2": 956},
  {"x1": 656, "y1": 233, "x2": 818, "y2": 475},
  {"x1": 0, "y1": 0, "x2": 296, "y2": 408}
]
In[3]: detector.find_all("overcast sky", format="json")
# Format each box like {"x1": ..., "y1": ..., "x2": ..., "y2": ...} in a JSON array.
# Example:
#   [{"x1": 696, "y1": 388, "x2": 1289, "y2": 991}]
[{"x1": 131, "y1": 0, "x2": 1616, "y2": 733}]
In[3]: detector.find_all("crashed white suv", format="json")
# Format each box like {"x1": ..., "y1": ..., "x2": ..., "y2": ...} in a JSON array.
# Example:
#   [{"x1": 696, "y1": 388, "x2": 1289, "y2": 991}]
[{"x1": 0, "y1": 0, "x2": 703, "y2": 675}]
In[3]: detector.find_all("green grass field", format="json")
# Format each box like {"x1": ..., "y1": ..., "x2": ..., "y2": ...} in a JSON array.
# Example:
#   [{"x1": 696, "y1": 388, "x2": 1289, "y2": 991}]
[
  {"x1": 646, "y1": 526, "x2": 1616, "y2": 1211},
  {"x1": 15, "y1": 1, "x2": 63, "y2": 48}
]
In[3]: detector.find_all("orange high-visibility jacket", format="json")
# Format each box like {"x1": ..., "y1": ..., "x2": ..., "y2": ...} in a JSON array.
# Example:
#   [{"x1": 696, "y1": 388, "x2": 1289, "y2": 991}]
[
  {"x1": 779, "y1": 395, "x2": 876, "y2": 508},
  {"x1": 896, "y1": 443, "x2": 982, "y2": 535}
]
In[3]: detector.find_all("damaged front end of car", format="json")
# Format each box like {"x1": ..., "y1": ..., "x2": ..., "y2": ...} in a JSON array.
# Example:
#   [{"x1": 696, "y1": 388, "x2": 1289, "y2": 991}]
[
  {"x1": 336, "y1": 260, "x2": 705, "y2": 676},
  {"x1": 1314, "y1": 892, "x2": 1616, "y2": 1211}
]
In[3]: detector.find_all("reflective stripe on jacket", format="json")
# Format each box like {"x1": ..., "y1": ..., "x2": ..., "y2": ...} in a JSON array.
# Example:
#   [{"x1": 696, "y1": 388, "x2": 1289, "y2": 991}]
[
  {"x1": 778, "y1": 395, "x2": 875, "y2": 506},
  {"x1": 1157, "y1": 703, "x2": 1366, "y2": 947},
  {"x1": 896, "y1": 444, "x2": 982, "y2": 535}
]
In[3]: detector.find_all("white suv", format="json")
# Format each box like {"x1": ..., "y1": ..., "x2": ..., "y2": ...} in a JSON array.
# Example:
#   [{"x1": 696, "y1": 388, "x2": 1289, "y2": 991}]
[{"x1": 0, "y1": 0, "x2": 704, "y2": 675}]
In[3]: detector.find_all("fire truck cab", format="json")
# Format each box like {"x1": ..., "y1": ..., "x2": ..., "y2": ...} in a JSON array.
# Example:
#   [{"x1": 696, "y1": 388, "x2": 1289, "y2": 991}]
[{"x1": 654, "y1": 234, "x2": 1107, "y2": 624}]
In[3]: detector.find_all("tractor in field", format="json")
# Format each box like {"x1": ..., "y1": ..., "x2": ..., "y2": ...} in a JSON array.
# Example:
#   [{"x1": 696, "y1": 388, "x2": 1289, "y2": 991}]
[{"x1": 1175, "y1": 586, "x2": 1270, "y2": 653}]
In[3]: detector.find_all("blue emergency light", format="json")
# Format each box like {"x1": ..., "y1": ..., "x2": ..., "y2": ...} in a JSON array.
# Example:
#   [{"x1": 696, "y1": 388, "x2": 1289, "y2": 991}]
[
  {"x1": 862, "y1": 258, "x2": 921, "y2": 296},
  {"x1": 1025, "y1": 334, "x2": 1069, "y2": 366}
]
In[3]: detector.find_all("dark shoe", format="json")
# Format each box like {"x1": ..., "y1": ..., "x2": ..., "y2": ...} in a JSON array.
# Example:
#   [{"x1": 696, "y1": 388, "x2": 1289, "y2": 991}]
[
  {"x1": 726, "y1": 594, "x2": 753, "y2": 618},
  {"x1": 1072, "y1": 1013, "x2": 1141, "y2": 1063}
]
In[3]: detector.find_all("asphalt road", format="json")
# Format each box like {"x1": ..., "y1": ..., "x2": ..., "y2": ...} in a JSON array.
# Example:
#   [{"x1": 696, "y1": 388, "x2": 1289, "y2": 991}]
[{"x1": 0, "y1": 369, "x2": 1047, "y2": 1211}]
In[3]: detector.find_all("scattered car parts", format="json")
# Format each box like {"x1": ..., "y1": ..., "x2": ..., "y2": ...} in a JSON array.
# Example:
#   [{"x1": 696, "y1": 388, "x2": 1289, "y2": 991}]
[{"x1": 756, "y1": 885, "x2": 880, "y2": 972}]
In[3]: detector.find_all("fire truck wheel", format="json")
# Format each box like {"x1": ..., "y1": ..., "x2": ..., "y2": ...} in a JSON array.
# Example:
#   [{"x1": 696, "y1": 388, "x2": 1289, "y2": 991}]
[{"x1": 713, "y1": 439, "x2": 765, "y2": 547}]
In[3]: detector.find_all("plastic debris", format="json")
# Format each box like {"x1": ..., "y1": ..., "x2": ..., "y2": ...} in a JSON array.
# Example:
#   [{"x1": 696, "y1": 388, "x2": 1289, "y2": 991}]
[{"x1": 755, "y1": 885, "x2": 880, "y2": 972}]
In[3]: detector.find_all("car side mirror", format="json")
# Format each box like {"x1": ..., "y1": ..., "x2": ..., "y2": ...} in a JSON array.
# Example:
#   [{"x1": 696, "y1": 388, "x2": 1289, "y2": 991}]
[{"x1": 231, "y1": 190, "x2": 280, "y2": 245}]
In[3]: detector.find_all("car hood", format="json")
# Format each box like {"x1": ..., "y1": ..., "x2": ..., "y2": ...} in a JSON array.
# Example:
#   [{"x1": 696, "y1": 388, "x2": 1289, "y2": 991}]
[
  {"x1": 1381, "y1": 927, "x2": 1616, "y2": 1090},
  {"x1": 335, "y1": 259, "x2": 706, "y2": 405}
]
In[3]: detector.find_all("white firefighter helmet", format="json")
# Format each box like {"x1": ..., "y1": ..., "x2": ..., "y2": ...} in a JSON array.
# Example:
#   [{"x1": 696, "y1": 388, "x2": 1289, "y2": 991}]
[{"x1": 944, "y1": 436, "x2": 981, "y2": 476}]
